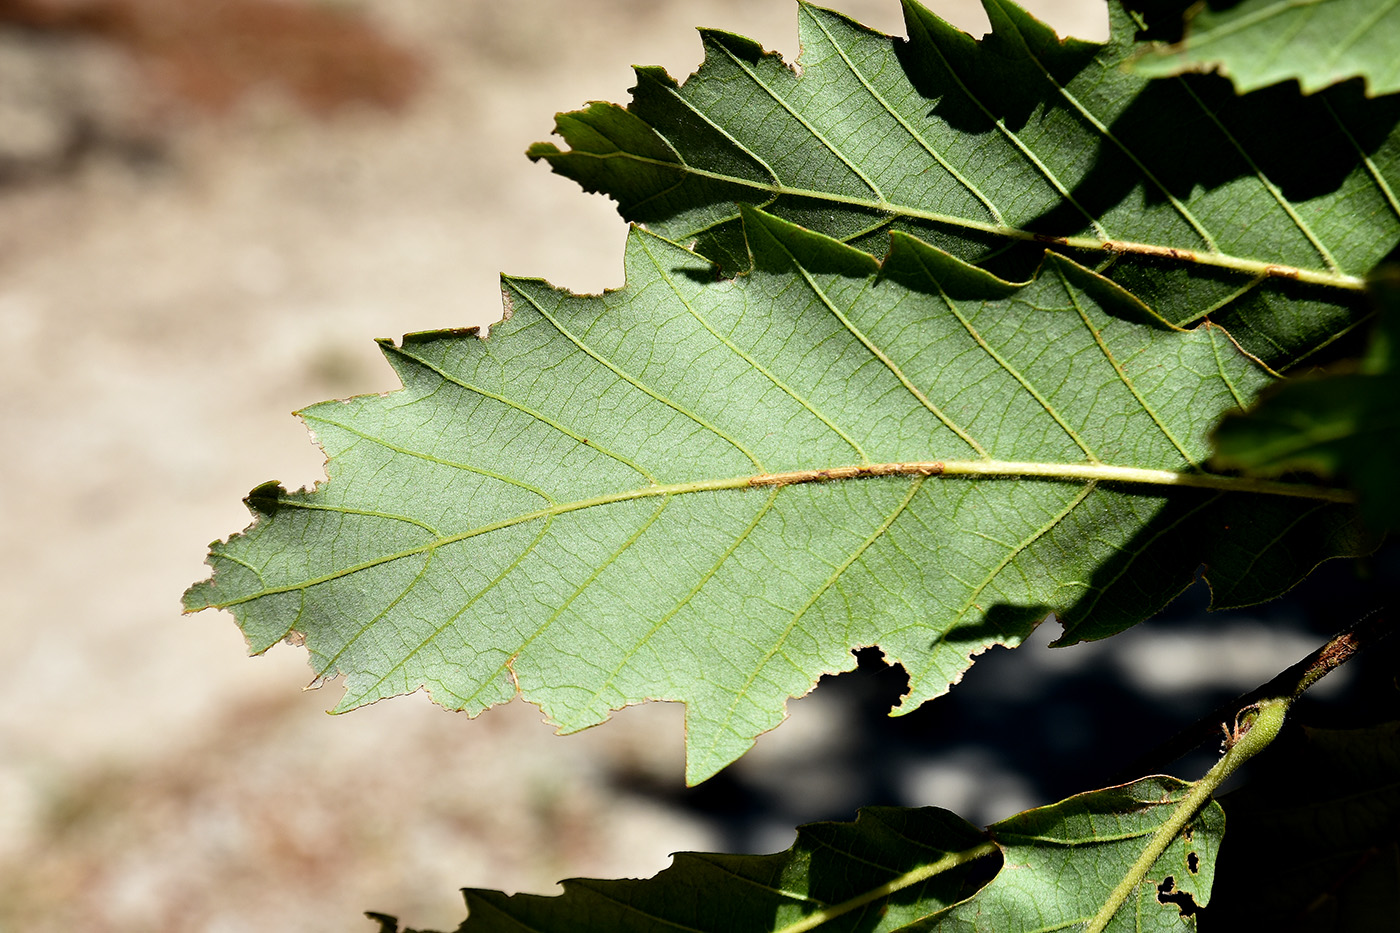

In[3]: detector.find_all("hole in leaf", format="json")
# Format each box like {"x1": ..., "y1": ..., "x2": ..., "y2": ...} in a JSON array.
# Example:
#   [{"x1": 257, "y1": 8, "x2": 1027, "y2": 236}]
[
  {"x1": 1187, "y1": 851, "x2": 1200, "y2": 874},
  {"x1": 1156, "y1": 877, "x2": 1200, "y2": 917}
]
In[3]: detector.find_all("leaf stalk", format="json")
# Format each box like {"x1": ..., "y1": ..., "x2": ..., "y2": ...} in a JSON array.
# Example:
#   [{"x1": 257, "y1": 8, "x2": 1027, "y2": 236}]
[
  {"x1": 550, "y1": 152, "x2": 1371, "y2": 291},
  {"x1": 1114, "y1": 612, "x2": 1394, "y2": 779},
  {"x1": 1091, "y1": 612, "x2": 1393, "y2": 931}
]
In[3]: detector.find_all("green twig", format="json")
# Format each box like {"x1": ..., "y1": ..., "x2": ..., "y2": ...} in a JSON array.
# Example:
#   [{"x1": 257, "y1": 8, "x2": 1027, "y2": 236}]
[
  {"x1": 1090, "y1": 612, "x2": 1391, "y2": 932},
  {"x1": 1112, "y1": 611, "x2": 1394, "y2": 782},
  {"x1": 1085, "y1": 698, "x2": 1289, "y2": 933}
]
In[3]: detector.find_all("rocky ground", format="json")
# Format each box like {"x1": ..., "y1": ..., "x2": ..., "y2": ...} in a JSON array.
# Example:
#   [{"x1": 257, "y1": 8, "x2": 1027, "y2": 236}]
[{"x1": 19, "y1": 3, "x2": 1376, "y2": 931}]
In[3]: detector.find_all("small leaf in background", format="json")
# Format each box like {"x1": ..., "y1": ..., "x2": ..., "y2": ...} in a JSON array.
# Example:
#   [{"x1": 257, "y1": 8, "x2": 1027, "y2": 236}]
[
  {"x1": 1208, "y1": 721, "x2": 1400, "y2": 930},
  {"x1": 1213, "y1": 269, "x2": 1400, "y2": 530},
  {"x1": 377, "y1": 778, "x2": 1219, "y2": 932},
  {"x1": 934, "y1": 777, "x2": 1222, "y2": 932},
  {"x1": 461, "y1": 806, "x2": 997, "y2": 932},
  {"x1": 1133, "y1": 0, "x2": 1400, "y2": 97},
  {"x1": 530, "y1": 0, "x2": 1400, "y2": 368},
  {"x1": 186, "y1": 208, "x2": 1367, "y2": 784}
]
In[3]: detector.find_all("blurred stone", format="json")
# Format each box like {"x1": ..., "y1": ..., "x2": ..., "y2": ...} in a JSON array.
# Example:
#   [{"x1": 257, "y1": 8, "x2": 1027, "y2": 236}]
[
  {"x1": 0, "y1": 30, "x2": 155, "y2": 179},
  {"x1": 0, "y1": 0, "x2": 424, "y2": 121}
]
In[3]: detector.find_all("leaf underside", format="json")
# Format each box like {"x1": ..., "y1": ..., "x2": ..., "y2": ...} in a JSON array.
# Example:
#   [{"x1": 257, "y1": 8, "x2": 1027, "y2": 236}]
[
  {"x1": 185, "y1": 206, "x2": 1368, "y2": 783},
  {"x1": 423, "y1": 778, "x2": 1220, "y2": 932},
  {"x1": 1214, "y1": 269, "x2": 1400, "y2": 530},
  {"x1": 529, "y1": 0, "x2": 1400, "y2": 369},
  {"x1": 1135, "y1": 0, "x2": 1400, "y2": 97}
]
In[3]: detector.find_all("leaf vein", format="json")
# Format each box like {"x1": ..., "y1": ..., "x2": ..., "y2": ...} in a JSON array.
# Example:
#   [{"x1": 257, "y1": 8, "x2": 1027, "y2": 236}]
[
  {"x1": 369, "y1": 518, "x2": 555, "y2": 710},
  {"x1": 1006, "y1": 19, "x2": 1219, "y2": 251},
  {"x1": 1064, "y1": 491, "x2": 1221, "y2": 630},
  {"x1": 507, "y1": 279, "x2": 764, "y2": 472},
  {"x1": 802, "y1": 5, "x2": 1005, "y2": 225},
  {"x1": 710, "y1": 36, "x2": 885, "y2": 201},
  {"x1": 787, "y1": 249, "x2": 989, "y2": 459},
  {"x1": 386, "y1": 340, "x2": 658, "y2": 484},
  {"x1": 706, "y1": 476, "x2": 926, "y2": 757},
  {"x1": 1328, "y1": 0, "x2": 1399, "y2": 68},
  {"x1": 953, "y1": 482, "x2": 1096, "y2": 625},
  {"x1": 587, "y1": 487, "x2": 780, "y2": 705},
  {"x1": 684, "y1": 853, "x2": 825, "y2": 904},
  {"x1": 634, "y1": 233, "x2": 854, "y2": 472},
  {"x1": 1060, "y1": 265, "x2": 1200, "y2": 468},
  {"x1": 313, "y1": 550, "x2": 436, "y2": 686},
  {"x1": 1175, "y1": 77, "x2": 1340, "y2": 271},
  {"x1": 259, "y1": 498, "x2": 444, "y2": 538},
  {"x1": 203, "y1": 463, "x2": 1352, "y2": 610},
  {"x1": 504, "y1": 498, "x2": 673, "y2": 697},
  {"x1": 657, "y1": 75, "x2": 781, "y2": 186},
  {"x1": 302, "y1": 412, "x2": 558, "y2": 505},
  {"x1": 911, "y1": 249, "x2": 1099, "y2": 461},
  {"x1": 906, "y1": 8, "x2": 1108, "y2": 240},
  {"x1": 568, "y1": 882, "x2": 711, "y2": 933},
  {"x1": 555, "y1": 150, "x2": 1365, "y2": 288},
  {"x1": 1324, "y1": 96, "x2": 1400, "y2": 225}
]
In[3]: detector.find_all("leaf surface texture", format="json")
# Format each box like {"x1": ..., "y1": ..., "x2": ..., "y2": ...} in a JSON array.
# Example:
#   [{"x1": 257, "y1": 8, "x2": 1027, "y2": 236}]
[
  {"x1": 530, "y1": 0, "x2": 1400, "y2": 368},
  {"x1": 185, "y1": 209, "x2": 1367, "y2": 782},
  {"x1": 1214, "y1": 269, "x2": 1400, "y2": 529},
  {"x1": 441, "y1": 779, "x2": 1222, "y2": 931},
  {"x1": 1136, "y1": 0, "x2": 1400, "y2": 96}
]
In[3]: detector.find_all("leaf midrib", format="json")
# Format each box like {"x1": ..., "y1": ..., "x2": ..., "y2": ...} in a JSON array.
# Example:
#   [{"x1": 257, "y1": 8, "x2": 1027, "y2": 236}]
[
  {"x1": 200, "y1": 458, "x2": 1354, "y2": 610},
  {"x1": 564, "y1": 149, "x2": 1367, "y2": 289}
]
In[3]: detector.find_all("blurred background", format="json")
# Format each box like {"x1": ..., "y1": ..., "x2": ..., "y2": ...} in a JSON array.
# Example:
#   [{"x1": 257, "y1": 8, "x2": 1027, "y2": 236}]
[{"x1": 1, "y1": 1, "x2": 1394, "y2": 930}]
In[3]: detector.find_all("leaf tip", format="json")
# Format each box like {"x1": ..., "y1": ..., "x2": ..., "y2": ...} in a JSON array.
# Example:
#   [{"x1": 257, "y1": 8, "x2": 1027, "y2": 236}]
[
  {"x1": 524, "y1": 140, "x2": 562, "y2": 162},
  {"x1": 363, "y1": 911, "x2": 401, "y2": 933},
  {"x1": 499, "y1": 284, "x2": 515, "y2": 323},
  {"x1": 697, "y1": 27, "x2": 786, "y2": 70},
  {"x1": 180, "y1": 579, "x2": 213, "y2": 615},
  {"x1": 630, "y1": 62, "x2": 679, "y2": 90},
  {"x1": 243, "y1": 479, "x2": 287, "y2": 518}
]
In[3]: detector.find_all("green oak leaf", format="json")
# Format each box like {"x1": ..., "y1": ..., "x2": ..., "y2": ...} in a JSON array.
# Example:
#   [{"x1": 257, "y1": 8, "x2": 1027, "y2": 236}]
[
  {"x1": 185, "y1": 207, "x2": 1368, "y2": 783},
  {"x1": 528, "y1": 0, "x2": 1400, "y2": 369},
  {"x1": 1134, "y1": 0, "x2": 1400, "y2": 97},
  {"x1": 1208, "y1": 721, "x2": 1400, "y2": 930},
  {"x1": 1213, "y1": 269, "x2": 1400, "y2": 530},
  {"x1": 372, "y1": 778, "x2": 1220, "y2": 932}
]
